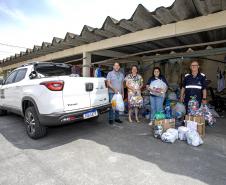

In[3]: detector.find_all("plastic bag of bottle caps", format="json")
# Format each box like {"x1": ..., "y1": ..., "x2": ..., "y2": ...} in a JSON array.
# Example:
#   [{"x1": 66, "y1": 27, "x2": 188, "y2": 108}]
[{"x1": 188, "y1": 96, "x2": 200, "y2": 115}]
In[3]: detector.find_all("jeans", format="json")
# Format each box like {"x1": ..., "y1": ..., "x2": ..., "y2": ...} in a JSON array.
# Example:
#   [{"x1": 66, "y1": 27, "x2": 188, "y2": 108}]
[
  {"x1": 150, "y1": 95, "x2": 164, "y2": 121},
  {"x1": 108, "y1": 93, "x2": 119, "y2": 121}
]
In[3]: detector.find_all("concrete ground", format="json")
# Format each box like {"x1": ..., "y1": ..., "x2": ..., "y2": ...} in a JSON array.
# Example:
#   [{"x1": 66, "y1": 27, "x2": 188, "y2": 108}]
[{"x1": 0, "y1": 113, "x2": 226, "y2": 185}]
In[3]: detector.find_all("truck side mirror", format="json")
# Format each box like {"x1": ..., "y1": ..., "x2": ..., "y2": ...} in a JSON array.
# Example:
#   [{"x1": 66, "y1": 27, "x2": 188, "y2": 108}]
[{"x1": 29, "y1": 71, "x2": 38, "y2": 79}]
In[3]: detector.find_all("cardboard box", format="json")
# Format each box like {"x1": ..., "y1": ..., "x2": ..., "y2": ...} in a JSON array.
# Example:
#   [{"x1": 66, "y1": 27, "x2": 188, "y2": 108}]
[
  {"x1": 154, "y1": 119, "x2": 175, "y2": 131},
  {"x1": 185, "y1": 115, "x2": 205, "y2": 137}
]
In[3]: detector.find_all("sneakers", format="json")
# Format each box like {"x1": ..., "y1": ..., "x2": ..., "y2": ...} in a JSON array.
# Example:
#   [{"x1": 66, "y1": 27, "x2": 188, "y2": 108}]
[
  {"x1": 115, "y1": 119, "x2": 123, "y2": 123},
  {"x1": 148, "y1": 121, "x2": 153, "y2": 126}
]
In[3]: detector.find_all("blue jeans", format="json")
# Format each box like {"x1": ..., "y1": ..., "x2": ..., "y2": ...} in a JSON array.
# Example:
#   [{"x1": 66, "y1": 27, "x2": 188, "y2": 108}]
[
  {"x1": 150, "y1": 96, "x2": 164, "y2": 121},
  {"x1": 109, "y1": 93, "x2": 119, "y2": 121}
]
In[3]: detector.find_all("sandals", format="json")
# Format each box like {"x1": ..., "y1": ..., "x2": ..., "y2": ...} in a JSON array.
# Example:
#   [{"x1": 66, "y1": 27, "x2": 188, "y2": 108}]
[
  {"x1": 136, "y1": 118, "x2": 141, "y2": 123},
  {"x1": 129, "y1": 117, "x2": 141, "y2": 123},
  {"x1": 129, "y1": 118, "x2": 133, "y2": 123}
]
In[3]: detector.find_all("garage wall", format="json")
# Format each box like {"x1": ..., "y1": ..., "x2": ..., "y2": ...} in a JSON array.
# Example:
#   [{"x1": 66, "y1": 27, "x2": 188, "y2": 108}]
[
  {"x1": 141, "y1": 62, "x2": 161, "y2": 85},
  {"x1": 200, "y1": 54, "x2": 226, "y2": 88},
  {"x1": 142, "y1": 60, "x2": 185, "y2": 86},
  {"x1": 141, "y1": 54, "x2": 226, "y2": 89}
]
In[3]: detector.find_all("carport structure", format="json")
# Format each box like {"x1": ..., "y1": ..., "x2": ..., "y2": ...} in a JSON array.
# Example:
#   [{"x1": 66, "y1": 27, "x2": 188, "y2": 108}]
[{"x1": 1, "y1": 0, "x2": 226, "y2": 81}]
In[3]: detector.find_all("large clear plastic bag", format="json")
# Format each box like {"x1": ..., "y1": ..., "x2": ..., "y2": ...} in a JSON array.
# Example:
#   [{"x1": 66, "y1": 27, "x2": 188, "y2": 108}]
[
  {"x1": 168, "y1": 92, "x2": 177, "y2": 101},
  {"x1": 143, "y1": 96, "x2": 150, "y2": 105},
  {"x1": 129, "y1": 94, "x2": 143, "y2": 108},
  {"x1": 153, "y1": 125, "x2": 164, "y2": 139},
  {"x1": 149, "y1": 79, "x2": 167, "y2": 97},
  {"x1": 186, "y1": 130, "x2": 203, "y2": 147},
  {"x1": 178, "y1": 126, "x2": 189, "y2": 141},
  {"x1": 189, "y1": 104, "x2": 216, "y2": 126},
  {"x1": 164, "y1": 101, "x2": 172, "y2": 119},
  {"x1": 172, "y1": 102, "x2": 186, "y2": 118},
  {"x1": 132, "y1": 83, "x2": 140, "y2": 90},
  {"x1": 185, "y1": 120, "x2": 198, "y2": 131},
  {"x1": 111, "y1": 93, "x2": 125, "y2": 112},
  {"x1": 188, "y1": 96, "x2": 200, "y2": 115},
  {"x1": 161, "y1": 128, "x2": 178, "y2": 143},
  {"x1": 199, "y1": 104, "x2": 216, "y2": 126}
]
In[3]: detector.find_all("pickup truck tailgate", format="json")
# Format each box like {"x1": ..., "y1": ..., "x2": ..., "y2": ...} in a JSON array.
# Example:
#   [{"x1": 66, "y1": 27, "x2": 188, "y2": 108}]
[
  {"x1": 59, "y1": 76, "x2": 109, "y2": 112},
  {"x1": 60, "y1": 77, "x2": 91, "y2": 111}
]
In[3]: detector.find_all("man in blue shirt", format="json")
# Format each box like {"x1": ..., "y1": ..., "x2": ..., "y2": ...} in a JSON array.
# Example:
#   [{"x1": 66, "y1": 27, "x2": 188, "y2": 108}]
[
  {"x1": 107, "y1": 62, "x2": 124, "y2": 124},
  {"x1": 180, "y1": 60, "x2": 207, "y2": 111},
  {"x1": 94, "y1": 65, "x2": 102, "y2": 78}
]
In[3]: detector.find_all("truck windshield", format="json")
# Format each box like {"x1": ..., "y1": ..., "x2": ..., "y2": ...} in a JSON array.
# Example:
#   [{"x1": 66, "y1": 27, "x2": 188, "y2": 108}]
[{"x1": 35, "y1": 63, "x2": 72, "y2": 76}]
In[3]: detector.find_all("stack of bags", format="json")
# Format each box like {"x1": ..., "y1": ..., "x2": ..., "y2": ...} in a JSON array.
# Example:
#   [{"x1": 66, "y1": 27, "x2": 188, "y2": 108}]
[
  {"x1": 178, "y1": 125, "x2": 203, "y2": 147},
  {"x1": 153, "y1": 122, "x2": 204, "y2": 147}
]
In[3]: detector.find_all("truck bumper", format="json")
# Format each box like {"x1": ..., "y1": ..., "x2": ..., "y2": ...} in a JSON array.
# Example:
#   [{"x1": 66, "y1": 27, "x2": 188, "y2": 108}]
[{"x1": 38, "y1": 104, "x2": 111, "y2": 126}]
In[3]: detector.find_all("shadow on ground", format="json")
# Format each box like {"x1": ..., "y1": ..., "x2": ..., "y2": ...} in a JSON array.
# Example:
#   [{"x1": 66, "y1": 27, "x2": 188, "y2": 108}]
[{"x1": 0, "y1": 113, "x2": 226, "y2": 184}]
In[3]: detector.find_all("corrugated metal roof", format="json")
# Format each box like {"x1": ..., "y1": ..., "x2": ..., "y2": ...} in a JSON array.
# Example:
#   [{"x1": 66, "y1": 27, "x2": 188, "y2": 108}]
[{"x1": 1, "y1": 0, "x2": 226, "y2": 66}]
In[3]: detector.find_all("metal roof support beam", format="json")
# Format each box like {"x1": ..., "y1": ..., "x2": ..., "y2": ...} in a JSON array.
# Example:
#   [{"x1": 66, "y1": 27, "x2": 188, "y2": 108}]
[
  {"x1": 94, "y1": 47, "x2": 226, "y2": 66},
  {"x1": 142, "y1": 47, "x2": 226, "y2": 62},
  {"x1": 92, "y1": 50, "x2": 127, "y2": 58},
  {"x1": 91, "y1": 39, "x2": 226, "y2": 65}
]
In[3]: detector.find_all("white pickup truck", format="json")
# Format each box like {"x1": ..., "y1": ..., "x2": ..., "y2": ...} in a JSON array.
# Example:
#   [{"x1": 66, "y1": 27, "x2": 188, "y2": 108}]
[{"x1": 0, "y1": 62, "x2": 110, "y2": 139}]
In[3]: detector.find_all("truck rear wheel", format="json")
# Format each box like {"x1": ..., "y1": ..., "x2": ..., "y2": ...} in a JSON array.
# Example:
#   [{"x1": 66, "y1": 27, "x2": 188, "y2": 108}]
[{"x1": 24, "y1": 106, "x2": 47, "y2": 139}]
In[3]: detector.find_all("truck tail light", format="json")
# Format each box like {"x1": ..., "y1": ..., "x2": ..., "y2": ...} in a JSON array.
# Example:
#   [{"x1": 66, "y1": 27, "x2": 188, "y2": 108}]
[
  {"x1": 40, "y1": 81, "x2": 64, "y2": 91},
  {"x1": 61, "y1": 116, "x2": 76, "y2": 122}
]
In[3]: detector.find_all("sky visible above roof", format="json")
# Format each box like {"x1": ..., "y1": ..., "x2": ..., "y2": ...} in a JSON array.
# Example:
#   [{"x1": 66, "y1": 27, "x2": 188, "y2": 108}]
[{"x1": 0, "y1": 0, "x2": 174, "y2": 60}]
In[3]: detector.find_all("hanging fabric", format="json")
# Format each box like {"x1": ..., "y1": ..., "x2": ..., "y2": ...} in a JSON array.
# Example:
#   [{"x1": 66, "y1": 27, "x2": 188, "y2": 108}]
[{"x1": 217, "y1": 67, "x2": 225, "y2": 92}]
